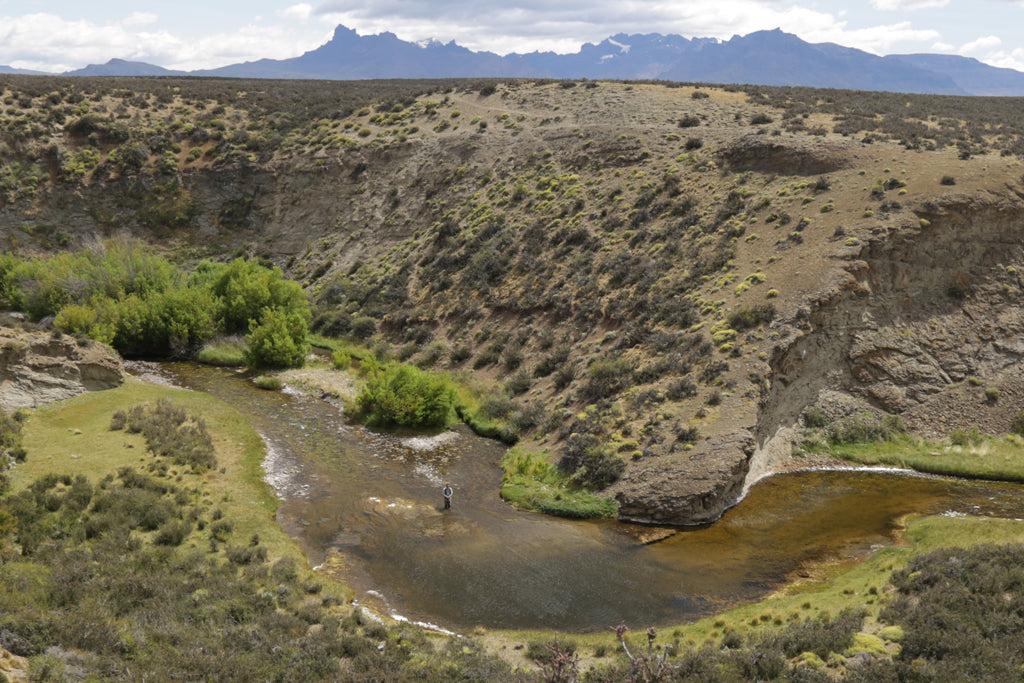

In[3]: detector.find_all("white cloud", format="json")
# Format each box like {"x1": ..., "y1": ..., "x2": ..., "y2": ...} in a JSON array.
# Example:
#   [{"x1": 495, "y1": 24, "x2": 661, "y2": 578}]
[
  {"x1": 0, "y1": 10, "x2": 328, "y2": 72},
  {"x1": 120, "y1": 12, "x2": 158, "y2": 28},
  {"x1": 981, "y1": 47, "x2": 1024, "y2": 71},
  {"x1": 0, "y1": 13, "x2": 180, "y2": 71},
  {"x1": 961, "y1": 35, "x2": 1002, "y2": 53},
  {"x1": 807, "y1": 21, "x2": 941, "y2": 55},
  {"x1": 281, "y1": 4, "x2": 314, "y2": 21},
  {"x1": 166, "y1": 23, "x2": 331, "y2": 70},
  {"x1": 869, "y1": 0, "x2": 949, "y2": 9}
]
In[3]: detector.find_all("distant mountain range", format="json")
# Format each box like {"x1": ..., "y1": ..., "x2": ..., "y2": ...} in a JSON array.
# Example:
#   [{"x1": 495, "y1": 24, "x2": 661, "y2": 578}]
[{"x1": 6, "y1": 25, "x2": 1024, "y2": 96}]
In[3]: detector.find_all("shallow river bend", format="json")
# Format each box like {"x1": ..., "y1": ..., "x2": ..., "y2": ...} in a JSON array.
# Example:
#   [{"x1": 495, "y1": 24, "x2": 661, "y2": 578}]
[{"x1": 145, "y1": 363, "x2": 1024, "y2": 633}]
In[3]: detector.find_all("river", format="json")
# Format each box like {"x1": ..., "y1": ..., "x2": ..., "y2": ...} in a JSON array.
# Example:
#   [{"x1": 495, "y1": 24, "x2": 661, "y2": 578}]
[{"x1": 143, "y1": 362, "x2": 1024, "y2": 633}]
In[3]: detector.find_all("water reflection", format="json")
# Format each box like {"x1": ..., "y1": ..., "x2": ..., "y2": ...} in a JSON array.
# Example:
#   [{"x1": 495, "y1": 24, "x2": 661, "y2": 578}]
[{"x1": 150, "y1": 363, "x2": 1024, "y2": 632}]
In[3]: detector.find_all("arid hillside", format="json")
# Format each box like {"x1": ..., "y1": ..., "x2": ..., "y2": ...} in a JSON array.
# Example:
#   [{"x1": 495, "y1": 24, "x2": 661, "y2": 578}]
[{"x1": 2, "y1": 75, "x2": 1023, "y2": 524}]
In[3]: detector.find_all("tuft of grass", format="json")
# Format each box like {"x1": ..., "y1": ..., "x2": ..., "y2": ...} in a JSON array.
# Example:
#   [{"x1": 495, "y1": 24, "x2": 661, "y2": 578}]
[
  {"x1": 196, "y1": 338, "x2": 247, "y2": 367},
  {"x1": 253, "y1": 375, "x2": 282, "y2": 391}
]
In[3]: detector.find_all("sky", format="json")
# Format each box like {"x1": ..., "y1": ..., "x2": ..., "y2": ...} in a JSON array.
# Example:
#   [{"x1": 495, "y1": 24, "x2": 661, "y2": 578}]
[{"x1": 1, "y1": 1, "x2": 1024, "y2": 74}]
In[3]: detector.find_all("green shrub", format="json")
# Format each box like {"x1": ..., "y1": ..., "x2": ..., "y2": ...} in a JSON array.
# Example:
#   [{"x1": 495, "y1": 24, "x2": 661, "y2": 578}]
[
  {"x1": 350, "y1": 316, "x2": 378, "y2": 340},
  {"x1": 53, "y1": 304, "x2": 98, "y2": 336},
  {"x1": 880, "y1": 544, "x2": 1024, "y2": 680},
  {"x1": 761, "y1": 608, "x2": 865, "y2": 659},
  {"x1": 949, "y1": 426, "x2": 983, "y2": 447},
  {"x1": 109, "y1": 400, "x2": 217, "y2": 472},
  {"x1": 803, "y1": 406, "x2": 829, "y2": 429},
  {"x1": 354, "y1": 360, "x2": 455, "y2": 428},
  {"x1": 155, "y1": 519, "x2": 192, "y2": 546},
  {"x1": 193, "y1": 258, "x2": 308, "y2": 336},
  {"x1": 244, "y1": 308, "x2": 309, "y2": 370},
  {"x1": 581, "y1": 357, "x2": 633, "y2": 401},
  {"x1": 106, "y1": 286, "x2": 219, "y2": 356}
]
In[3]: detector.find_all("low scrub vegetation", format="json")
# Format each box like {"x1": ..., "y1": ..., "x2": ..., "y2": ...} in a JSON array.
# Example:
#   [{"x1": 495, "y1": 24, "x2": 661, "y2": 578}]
[{"x1": 848, "y1": 544, "x2": 1024, "y2": 680}]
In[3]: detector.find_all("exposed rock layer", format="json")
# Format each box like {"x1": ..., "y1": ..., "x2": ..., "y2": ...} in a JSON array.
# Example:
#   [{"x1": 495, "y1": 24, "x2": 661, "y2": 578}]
[{"x1": 0, "y1": 326, "x2": 124, "y2": 409}]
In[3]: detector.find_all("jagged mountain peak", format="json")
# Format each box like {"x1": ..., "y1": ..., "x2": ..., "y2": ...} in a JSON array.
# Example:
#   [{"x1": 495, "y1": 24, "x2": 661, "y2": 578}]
[{"x1": 40, "y1": 23, "x2": 1024, "y2": 96}]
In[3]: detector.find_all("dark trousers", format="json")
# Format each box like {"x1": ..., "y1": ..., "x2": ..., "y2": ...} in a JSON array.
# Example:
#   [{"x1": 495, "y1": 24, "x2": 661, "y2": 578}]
[{"x1": 444, "y1": 496, "x2": 451, "y2": 509}]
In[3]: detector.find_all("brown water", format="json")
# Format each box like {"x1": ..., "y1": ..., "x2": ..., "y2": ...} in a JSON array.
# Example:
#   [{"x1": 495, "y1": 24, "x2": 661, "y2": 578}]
[{"x1": 149, "y1": 363, "x2": 1024, "y2": 633}]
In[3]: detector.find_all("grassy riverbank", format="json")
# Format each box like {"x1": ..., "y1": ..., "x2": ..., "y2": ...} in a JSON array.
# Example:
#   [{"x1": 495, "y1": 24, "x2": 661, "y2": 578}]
[
  {"x1": 500, "y1": 447, "x2": 617, "y2": 518},
  {"x1": 15, "y1": 377, "x2": 301, "y2": 565},
  {"x1": 828, "y1": 432, "x2": 1024, "y2": 482},
  {"x1": 482, "y1": 513, "x2": 1024, "y2": 677}
]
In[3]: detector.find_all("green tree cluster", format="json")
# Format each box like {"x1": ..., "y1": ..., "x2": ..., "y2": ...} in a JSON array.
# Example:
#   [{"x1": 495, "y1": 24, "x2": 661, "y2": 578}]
[{"x1": 1, "y1": 240, "x2": 309, "y2": 368}]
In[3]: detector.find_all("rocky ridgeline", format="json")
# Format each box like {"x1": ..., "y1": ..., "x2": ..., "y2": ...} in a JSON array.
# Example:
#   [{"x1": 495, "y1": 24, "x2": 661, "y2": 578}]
[{"x1": 0, "y1": 325, "x2": 124, "y2": 409}]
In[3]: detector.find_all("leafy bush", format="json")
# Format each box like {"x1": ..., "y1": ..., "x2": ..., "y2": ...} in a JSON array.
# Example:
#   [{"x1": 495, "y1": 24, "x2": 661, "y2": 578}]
[
  {"x1": 244, "y1": 307, "x2": 309, "y2": 370},
  {"x1": 354, "y1": 360, "x2": 455, "y2": 428},
  {"x1": 581, "y1": 357, "x2": 633, "y2": 401},
  {"x1": 761, "y1": 608, "x2": 865, "y2": 659},
  {"x1": 9, "y1": 241, "x2": 309, "y2": 362},
  {"x1": 0, "y1": 410, "x2": 26, "y2": 494},
  {"x1": 331, "y1": 349, "x2": 351, "y2": 370},
  {"x1": 105, "y1": 286, "x2": 219, "y2": 357}
]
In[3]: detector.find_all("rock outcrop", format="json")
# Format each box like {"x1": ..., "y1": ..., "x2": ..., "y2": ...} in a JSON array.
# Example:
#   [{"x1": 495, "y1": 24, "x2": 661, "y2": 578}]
[
  {"x1": 0, "y1": 326, "x2": 124, "y2": 409},
  {"x1": 612, "y1": 430, "x2": 756, "y2": 525},
  {"x1": 718, "y1": 135, "x2": 854, "y2": 176},
  {"x1": 748, "y1": 191, "x2": 1024, "y2": 482}
]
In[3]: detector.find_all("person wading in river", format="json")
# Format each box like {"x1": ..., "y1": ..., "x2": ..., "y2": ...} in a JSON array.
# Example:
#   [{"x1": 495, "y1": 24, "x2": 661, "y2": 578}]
[{"x1": 443, "y1": 483, "x2": 453, "y2": 510}]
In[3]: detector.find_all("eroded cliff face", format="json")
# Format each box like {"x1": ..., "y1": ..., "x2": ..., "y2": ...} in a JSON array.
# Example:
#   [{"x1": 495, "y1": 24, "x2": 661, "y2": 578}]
[
  {"x1": 0, "y1": 326, "x2": 124, "y2": 409},
  {"x1": 748, "y1": 191, "x2": 1024, "y2": 485}
]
